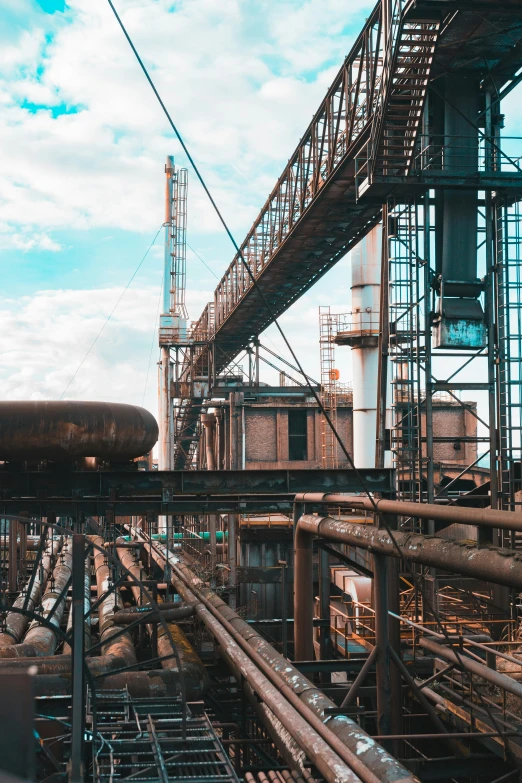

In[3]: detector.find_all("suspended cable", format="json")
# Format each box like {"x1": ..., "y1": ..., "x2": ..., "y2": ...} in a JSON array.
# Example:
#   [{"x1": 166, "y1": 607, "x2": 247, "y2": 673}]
[
  {"x1": 187, "y1": 241, "x2": 219, "y2": 280},
  {"x1": 60, "y1": 225, "x2": 162, "y2": 399}
]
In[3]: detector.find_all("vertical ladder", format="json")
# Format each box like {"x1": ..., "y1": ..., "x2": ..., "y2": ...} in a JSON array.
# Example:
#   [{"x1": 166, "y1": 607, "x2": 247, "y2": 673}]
[
  {"x1": 319, "y1": 307, "x2": 339, "y2": 469},
  {"x1": 496, "y1": 201, "x2": 522, "y2": 537}
]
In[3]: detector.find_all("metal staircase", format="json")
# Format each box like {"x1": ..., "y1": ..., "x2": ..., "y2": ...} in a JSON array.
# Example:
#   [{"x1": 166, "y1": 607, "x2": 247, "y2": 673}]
[{"x1": 373, "y1": 15, "x2": 441, "y2": 178}]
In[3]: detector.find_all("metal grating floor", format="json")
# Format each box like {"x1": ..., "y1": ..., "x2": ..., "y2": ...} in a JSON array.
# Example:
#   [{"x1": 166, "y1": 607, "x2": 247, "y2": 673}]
[{"x1": 89, "y1": 689, "x2": 240, "y2": 783}]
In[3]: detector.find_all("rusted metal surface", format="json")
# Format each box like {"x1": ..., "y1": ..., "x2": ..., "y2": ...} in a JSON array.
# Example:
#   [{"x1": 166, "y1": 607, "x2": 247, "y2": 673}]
[
  {"x1": 90, "y1": 535, "x2": 137, "y2": 671},
  {"x1": 157, "y1": 622, "x2": 209, "y2": 699},
  {"x1": 295, "y1": 493, "x2": 522, "y2": 532},
  {"x1": 116, "y1": 540, "x2": 208, "y2": 697},
  {"x1": 0, "y1": 401, "x2": 158, "y2": 460},
  {"x1": 170, "y1": 576, "x2": 361, "y2": 783},
  {"x1": 148, "y1": 540, "x2": 417, "y2": 783},
  {"x1": 419, "y1": 638, "x2": 522, "y2": 699},
  {"x1": 114, "y1": 606, "x2": 193, "y2": 624},
  {"x1": 294, "y1": 522, "x2": 314, "y2": 662},
  {"x1": 0, "y1": 539, "x2": 71, "y2": 658},
  {"x1": 297, "y1": 515, "x2": 522, "y2": 589},
  {"x1": 0, "y1": 532, "x2": 61, "y2": 649}
]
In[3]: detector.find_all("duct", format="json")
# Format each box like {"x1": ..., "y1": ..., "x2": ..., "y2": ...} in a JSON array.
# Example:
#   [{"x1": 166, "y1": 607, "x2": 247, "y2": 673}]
[
  {"x1": 0, "y1": 532, "x2": 61, "y2": 649},
  {"x1": 148, "y1": 539, "x2": 417, "y2": 783},
  {"x1": 294, "y1": 493, "x2": 522, "y2": 533},
  {"x1": 296, "y1": 515, "x2": 522, "y2": 590},
  {"x1": 418, "y1": 638, "x2": 522, "y2": 700}
]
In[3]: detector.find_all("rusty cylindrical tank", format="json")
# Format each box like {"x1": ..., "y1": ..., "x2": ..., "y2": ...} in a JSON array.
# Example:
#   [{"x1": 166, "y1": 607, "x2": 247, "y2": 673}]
[{"x1": 0, "y1": 401, "x2": 158, "y2": 460}]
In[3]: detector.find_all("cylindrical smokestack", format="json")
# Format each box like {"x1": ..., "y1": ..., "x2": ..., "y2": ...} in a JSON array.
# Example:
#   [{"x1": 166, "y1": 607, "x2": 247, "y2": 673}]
[{"x1": 350, "y1": 225, "x2": 381, "y2": 468}]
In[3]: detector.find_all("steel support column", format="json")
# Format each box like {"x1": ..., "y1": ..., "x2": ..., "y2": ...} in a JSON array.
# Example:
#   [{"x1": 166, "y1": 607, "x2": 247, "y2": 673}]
[{"x1": 70, "y1": 534, "x2": 86, "y2": 782}]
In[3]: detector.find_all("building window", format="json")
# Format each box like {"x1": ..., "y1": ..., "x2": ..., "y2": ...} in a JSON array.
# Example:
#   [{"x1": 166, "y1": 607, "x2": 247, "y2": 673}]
[{"x1": 288, "y1": 410, "x2": 308, "y2": 461}]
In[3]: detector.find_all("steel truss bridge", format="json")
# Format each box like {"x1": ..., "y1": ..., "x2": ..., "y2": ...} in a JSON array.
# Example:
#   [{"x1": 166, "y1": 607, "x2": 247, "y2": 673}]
[{"x1": 172, "y1": 0, "x2": 522, "y2": 469}]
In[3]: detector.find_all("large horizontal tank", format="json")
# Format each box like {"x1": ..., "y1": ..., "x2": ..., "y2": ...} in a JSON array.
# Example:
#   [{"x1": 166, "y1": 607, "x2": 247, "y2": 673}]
[{"x1": 0, "y1": 401, "x2": 158, "y2": 461}]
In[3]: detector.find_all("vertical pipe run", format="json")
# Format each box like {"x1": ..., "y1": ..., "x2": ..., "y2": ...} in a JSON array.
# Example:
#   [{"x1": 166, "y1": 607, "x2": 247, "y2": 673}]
[{"x1": 294, "y1": 524, "x2": 314, "y2": 661}]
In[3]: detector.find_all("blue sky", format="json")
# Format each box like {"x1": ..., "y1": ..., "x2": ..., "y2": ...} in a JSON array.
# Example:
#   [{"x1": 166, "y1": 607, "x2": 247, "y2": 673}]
[
  {"x1": 1, "y1": 0, "x2": 380, "y2": 416},
  {"x1": 1, "y1": 0, "x2": 521, "y2": 422}
]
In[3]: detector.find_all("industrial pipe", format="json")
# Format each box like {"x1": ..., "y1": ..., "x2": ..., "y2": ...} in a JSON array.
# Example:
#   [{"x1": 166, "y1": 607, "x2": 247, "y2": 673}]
[
  {"x1": 294, "y1": 514, "x2": 522, "y2": 662},
  {"x1": 147, "y1": 539, "x2": 417, "y2": 783},
  {"x1": 0, "y1": 539, "x2": 72, "y2": 658},
  {"x1": 294, "y1": 494, "x2": 522, "y2": 533},
  {"x1": 298, "y1": 514, "x2": 522, "y2": 587},
  {"x1": 0, "y1": 401, "x2": 158, "y2": 460},
  {"x1": 201, "y1": 413, "x2": 216, "y2": 470},
  {"x1": 419, "y1": 638, "x2": 522, "y2": 700},
  {"x1": 0, "y1": 532, "x2": 61, "y2": 649},
  {"x1": 154, "y1": 561, "x2": 363, "y2": 783},
  {"x1": 91, "y1": 536, "x2": 137, "y2": 671},
  {"x1": 116, "y1": 540, "x2": 208, "y2": 697},
  {"x1": 113, "y1": 606, "x2": 194, "y2": 624}
]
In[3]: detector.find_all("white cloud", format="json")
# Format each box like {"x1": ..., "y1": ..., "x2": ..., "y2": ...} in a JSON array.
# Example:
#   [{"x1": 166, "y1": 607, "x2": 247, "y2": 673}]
[
  {"x1": 0, "y1": 0, "x2": 391, "y2": 411},
  {"x1": 0, "y1": 0, "x2": 373, "y2": 247},
  {"x1": 0, "y1": 283, "x2": 208, "y2": 413}
]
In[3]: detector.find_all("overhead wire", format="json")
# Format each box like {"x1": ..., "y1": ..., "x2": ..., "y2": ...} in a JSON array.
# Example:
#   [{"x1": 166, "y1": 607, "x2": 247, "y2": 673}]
[
  {"x1": 106, "y1": 0, "x2": 515, "y2": 756},
  {"x1": 60, "y1": 225, "x2": 162, "y2": 399}
]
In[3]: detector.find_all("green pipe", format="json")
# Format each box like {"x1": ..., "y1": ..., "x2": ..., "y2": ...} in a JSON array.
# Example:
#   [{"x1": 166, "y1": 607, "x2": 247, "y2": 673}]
[{"x1": 123, "y1": 532, "x2": 226, "y2": 542}]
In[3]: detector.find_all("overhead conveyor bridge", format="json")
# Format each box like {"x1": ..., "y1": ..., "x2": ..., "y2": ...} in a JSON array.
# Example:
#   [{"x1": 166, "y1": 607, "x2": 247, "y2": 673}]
[{"x1": 173, "y1": 0, "x2": 522, "y2": 467}]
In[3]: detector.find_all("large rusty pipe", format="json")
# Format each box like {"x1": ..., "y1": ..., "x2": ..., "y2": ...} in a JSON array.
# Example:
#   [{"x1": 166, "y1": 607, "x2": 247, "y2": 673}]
[
  {"x1": 148, "y1": 539, "x2": 417, "y2": 783},
  {"x1": 116, "y1": 539, "x2": 208, "y2": 697},
  {"x1": 91, "y1": 536, "x2": 137, "y2": 671},
  {"x1": 0, "y1": 538, "x2": 46, "y2": 552},
  {"x1": 201, "y1": 413, "x2": 216, "y2": 470},
  {"x1": 155, "y1": 563, "x2": 362, "y2": 783},
  {"x1": 419, "y1": 638, "x2": 522, "y2": 699},
  {"x1": 295, "y1": 493, "x2": 522, "y2": 532},
  {"x1": 294, "y1": 522, "x2": 314, "y2": 662},
  {"x1": 0, "y1": 401, "x2": 158, "y2": 460},
  {"x1": 0, "y1": 532, "x2": 61, "y2": 649},
  {"x1": 0, "y1": 540, "x2": 72, "y2": 658},
  {"x1": 297, "y1": 515, "x2": 522, "y2": 589}
]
